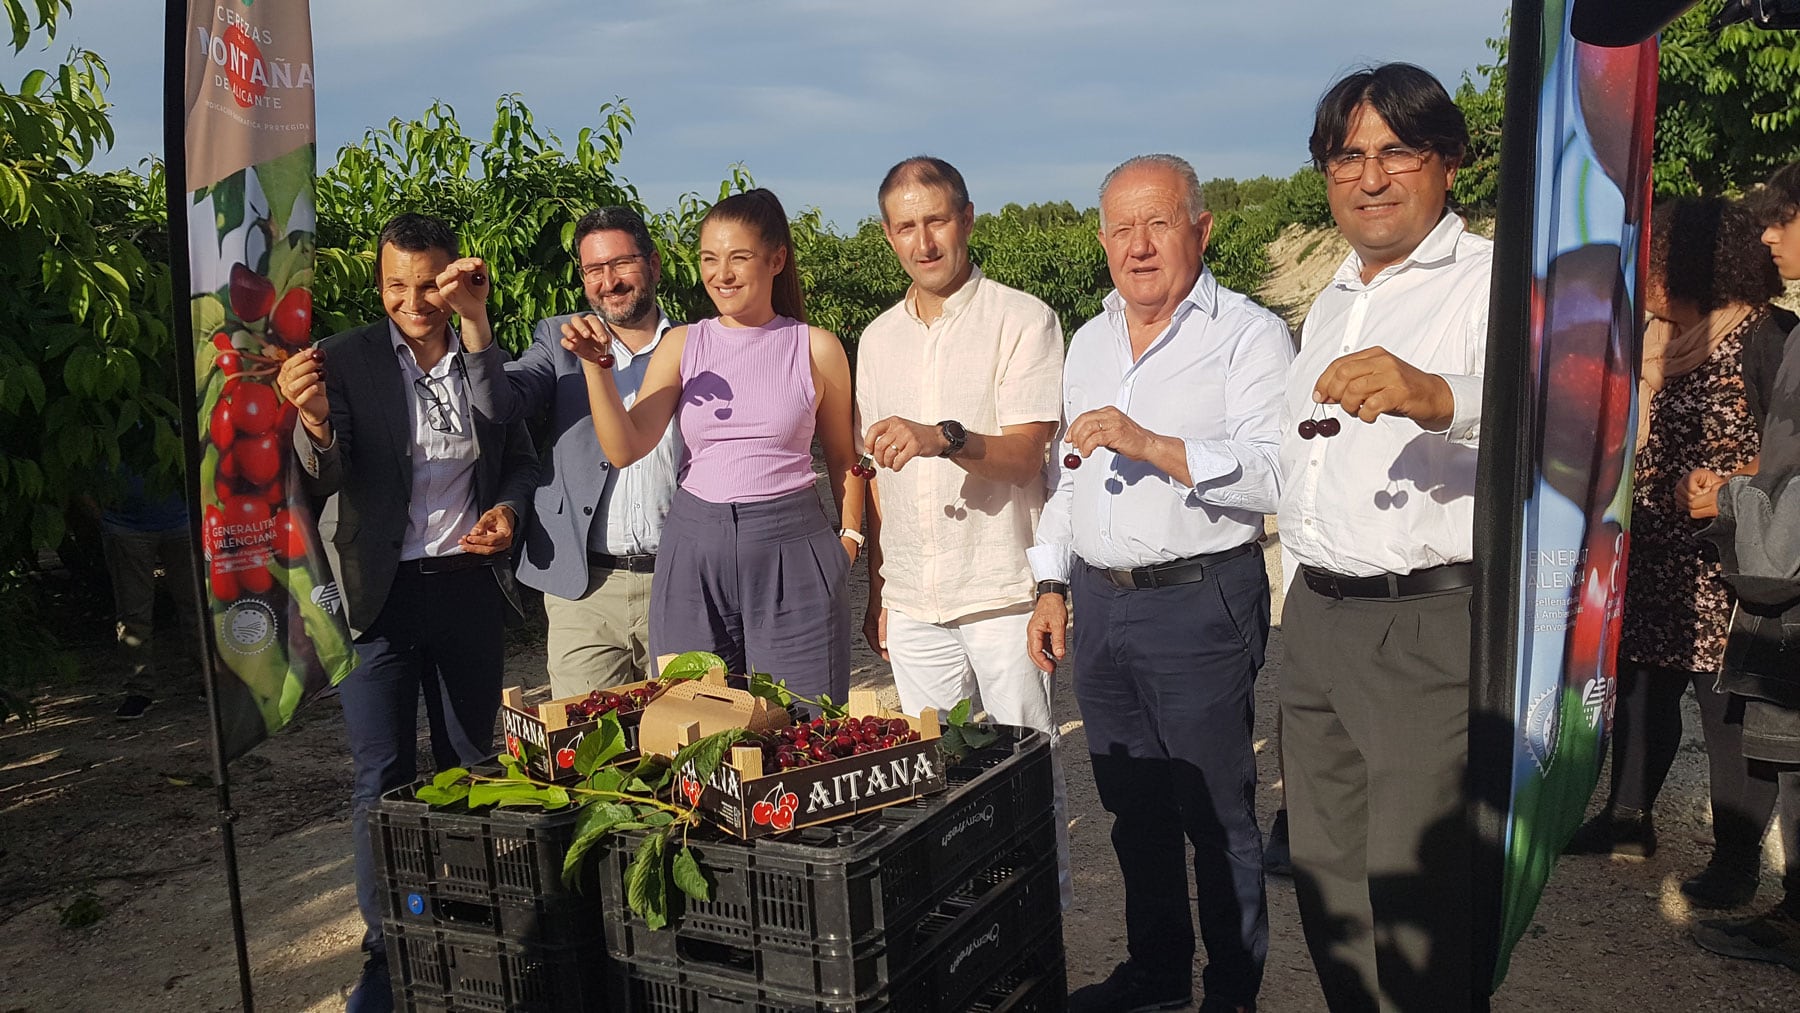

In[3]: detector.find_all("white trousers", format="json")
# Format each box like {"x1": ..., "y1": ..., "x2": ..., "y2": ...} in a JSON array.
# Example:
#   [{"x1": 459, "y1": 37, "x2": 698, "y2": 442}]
[{"x1": 886, "y1": 603, "x2": 1073, "y2": 908}]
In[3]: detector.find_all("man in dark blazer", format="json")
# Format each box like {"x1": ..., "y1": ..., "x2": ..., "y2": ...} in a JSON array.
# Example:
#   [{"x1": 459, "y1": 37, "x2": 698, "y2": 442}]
[
  {"x1": 277, "y1": 212, "x2": 535, "y2": 1013},
  {"x1": 464, "y1": 206, "x2": 682, "y2": 695}
]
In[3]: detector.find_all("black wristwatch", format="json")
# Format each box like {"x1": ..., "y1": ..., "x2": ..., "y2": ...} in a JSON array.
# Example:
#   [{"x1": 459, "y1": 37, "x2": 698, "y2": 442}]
[
  {"x1": 1035, "y1": 579, "x2": 1069, "y2": 600},
  {"x1": 937, "y1": 419, "x2": 968, "y2": 458}
]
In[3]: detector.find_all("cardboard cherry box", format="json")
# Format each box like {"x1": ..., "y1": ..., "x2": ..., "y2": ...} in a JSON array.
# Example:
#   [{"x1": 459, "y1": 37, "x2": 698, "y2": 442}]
[
  {"x1": 670, "y1": 689, "x2": 947, "y2": 840},
  {"x1": 498, "y1": 682, "x2": 660, "y2": 783}
]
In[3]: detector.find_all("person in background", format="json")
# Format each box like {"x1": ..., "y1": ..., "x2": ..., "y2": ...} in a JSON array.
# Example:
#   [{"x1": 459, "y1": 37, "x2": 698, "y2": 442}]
[
  {"x1": 1565, "y1": 196, "x2": 1791, "y2": 917},
  {"x1": 562, "y1": 189, "x2": 863, "y2": 704},
  {"x1": 1681, "y1": 159, "x2": 1800, "y2": 973},
  {"x1": 93, "y1": 468, "x2": 199, "y2": 720},
  {"x1": 464, "y1": 206, "x2": 682, "y2": 696}
]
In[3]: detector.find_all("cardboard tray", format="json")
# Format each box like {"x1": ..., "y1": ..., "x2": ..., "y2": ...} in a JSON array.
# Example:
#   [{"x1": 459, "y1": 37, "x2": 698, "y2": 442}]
[{"x1": 674, "y1": 690, "x2": 946, "y2": 840}]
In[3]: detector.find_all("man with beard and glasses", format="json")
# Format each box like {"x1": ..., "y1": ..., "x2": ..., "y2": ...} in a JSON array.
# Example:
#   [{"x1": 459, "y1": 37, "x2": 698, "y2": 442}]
[{"x1": 464, "y1": 206, "x2": 682, "y2": 693}]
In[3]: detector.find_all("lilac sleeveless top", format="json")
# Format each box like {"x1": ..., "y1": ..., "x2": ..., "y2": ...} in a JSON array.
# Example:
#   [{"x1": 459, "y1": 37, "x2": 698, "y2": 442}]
[{"x1": 677, "y1": 315, "x2": 819, "y2": 503}]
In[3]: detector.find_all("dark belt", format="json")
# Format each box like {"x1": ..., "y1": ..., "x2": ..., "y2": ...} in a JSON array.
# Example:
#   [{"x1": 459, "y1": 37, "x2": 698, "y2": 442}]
[
  {"x1": 1093, "y1": 543, "x2": 1258, "y2": 591},
  {"x1": 590, "y1": 551, "x2": 656, "y2": 574},
  {"x1": 399, "y1": 552, "x2": 494, "y2": 576},
  {"x1": 1301, "y1": 562, "x2": 1475, "y2": 600}
]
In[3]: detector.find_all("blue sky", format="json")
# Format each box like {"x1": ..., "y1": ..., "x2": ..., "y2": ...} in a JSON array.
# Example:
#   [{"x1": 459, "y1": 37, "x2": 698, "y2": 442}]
[{"x1": 9, "y1": 0, "x2": 1510, "y2": 228}]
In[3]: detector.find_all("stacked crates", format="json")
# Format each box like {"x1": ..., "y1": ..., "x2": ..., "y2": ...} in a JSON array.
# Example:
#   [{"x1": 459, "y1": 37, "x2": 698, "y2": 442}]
[
  {"x1": 372, "y1": 724, "x2": 1065, "y2": 1011},
  {"x1": 600, "y1": 725, "x2": 1066, "y2": 1011},
  {"x1": 372, "y1": 787, "x2": 608, "y2": 1011}
]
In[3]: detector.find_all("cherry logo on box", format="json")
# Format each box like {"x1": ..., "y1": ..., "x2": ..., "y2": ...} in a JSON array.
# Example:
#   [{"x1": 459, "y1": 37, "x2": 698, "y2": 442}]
[
  {"x1": 752, "y1": 800, "x2": 776, "y2": 826},
  {"x1": 505, "y1": 734, "x2": 522, "y2": 759},
  {"x1": 752, "y1": 785, "x2": 800, "y2": 829},
  {"x1": 556, "y1": 747, "x2": 577, "y2": 769},
  {"x1": 680, "y1": 776, "x2": 703, "y2": 807}
]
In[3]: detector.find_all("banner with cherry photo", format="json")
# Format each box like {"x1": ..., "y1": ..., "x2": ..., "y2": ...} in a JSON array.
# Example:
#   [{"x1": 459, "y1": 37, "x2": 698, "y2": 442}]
[
  {"x1": 178, "y1": 0, "x2": 354, "y2": 758},
  {"x1": 1471, "y1": 0, "x2": 1670, "y2": 992}
]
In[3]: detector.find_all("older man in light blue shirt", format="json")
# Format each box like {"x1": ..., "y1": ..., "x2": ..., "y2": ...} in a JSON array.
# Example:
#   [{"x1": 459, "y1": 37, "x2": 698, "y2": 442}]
[
  {"x1": 1029, "y1": 154, "x2": 1291, "y2": 1013},
  {"x1": 465, "y1": 207, "x2": 682, "y2": 695}
]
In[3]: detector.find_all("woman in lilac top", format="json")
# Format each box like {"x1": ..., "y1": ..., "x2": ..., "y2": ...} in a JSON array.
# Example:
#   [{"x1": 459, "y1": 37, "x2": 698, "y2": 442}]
[{"x1": 563, "y1": 189, "x2": 864, "y2": 703}]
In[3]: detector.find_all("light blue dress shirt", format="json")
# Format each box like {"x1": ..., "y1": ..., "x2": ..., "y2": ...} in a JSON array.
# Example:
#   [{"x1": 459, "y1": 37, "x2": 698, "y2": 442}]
[
  {"x1": 1028, "y1": 268, "x2": 1293, "y2": 580},
  {"x1": 584, "y1": 318, "x2": 680, "y2": 555}
]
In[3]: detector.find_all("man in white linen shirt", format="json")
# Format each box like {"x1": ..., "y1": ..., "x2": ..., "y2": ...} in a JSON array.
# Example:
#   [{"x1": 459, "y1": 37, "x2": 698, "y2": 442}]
[
  {"x1": 1028, "y1": 154, "x2": 1292, "y2": 1013},
  {"x1": 854, "y1": 156, "x2": 1071, "y2": 900},
  {"x1": 1278, "y1": 63, "x2": 1493, "y2": 1012}
]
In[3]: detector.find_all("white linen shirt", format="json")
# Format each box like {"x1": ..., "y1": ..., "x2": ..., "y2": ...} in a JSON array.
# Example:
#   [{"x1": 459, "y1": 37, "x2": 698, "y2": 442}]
[
  {"x1": 1028, "y1": 268, "x2": 1292, "y2": 581},
  {"x1": 393, "y1": 322, "x2": 481, "y2": 560},
  {"x1": 1277, "y1": 213, "x2": 1492, "y2": 580},
  {"x1": 857, "y1": 267, "x2": 1064, "y2": 622},
  {"x1": 587, "y1": 316, "x2": 681, "y2": 556}
]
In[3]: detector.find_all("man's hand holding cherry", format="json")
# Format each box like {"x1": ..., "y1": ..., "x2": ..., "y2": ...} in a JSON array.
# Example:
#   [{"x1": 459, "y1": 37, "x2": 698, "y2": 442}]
[
  {"x1": 559, "y1": 314, "x2": 619, "y2": 369},
  {"x1": 277, "y1": 348, "x2": 331, "y2": 443},
  {"x1": 1311, "y1": 345, "x2": 1455, "y2": 432}
]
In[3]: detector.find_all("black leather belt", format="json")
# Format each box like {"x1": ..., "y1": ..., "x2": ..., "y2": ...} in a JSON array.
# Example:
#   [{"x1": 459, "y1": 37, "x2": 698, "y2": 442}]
[
  {"x1": 1301, "y1": 562, "x2": 1475, "y2": 600},
  {"x1": 1093, "y1": 543, "x2": 1258, "y2": 591},
  {"x1": 399, "y1": 553, "x2": 494, "y2": 576},
  {"x1": 590, "y1": 551, "x2": 656, "y2": 574}
]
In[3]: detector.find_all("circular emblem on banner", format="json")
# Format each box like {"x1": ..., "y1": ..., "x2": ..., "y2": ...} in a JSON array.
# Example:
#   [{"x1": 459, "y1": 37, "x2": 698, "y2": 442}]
[
  {"x1": 1524, "y1": 688, "x2": 1560, "y2": 775},
  {"x1": 218, "y1": 599, "x2": 278, "y2": 656}
]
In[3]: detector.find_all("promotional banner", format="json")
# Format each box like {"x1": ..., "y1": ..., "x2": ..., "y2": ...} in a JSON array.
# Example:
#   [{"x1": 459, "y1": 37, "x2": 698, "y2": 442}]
[
  {"x1": 1471, "y1": 0, "x2": 1679, "y2": 991},
  {"x1": 179, "y1": 0, "x2": 353, "y2": 759}
]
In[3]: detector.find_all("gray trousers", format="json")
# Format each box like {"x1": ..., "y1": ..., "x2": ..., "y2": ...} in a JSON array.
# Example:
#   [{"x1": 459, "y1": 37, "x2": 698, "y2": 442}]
[
  {"x1": 1279, "y1": 580, "x2": 1474, "y2": 1013},
  {"x1": 100, "y1": 522, "x2": 199, "y2": 690},
  {"x1": 649, "y1": 488, "x2": 850, "y2": 703}
]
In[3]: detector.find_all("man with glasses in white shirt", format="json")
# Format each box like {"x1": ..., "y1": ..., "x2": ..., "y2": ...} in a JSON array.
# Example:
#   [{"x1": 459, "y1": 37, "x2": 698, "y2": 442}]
[
  {"x1": 464, "y1": 207, "x2": 682, "y2": 694},
  {"x1": 278, "y1": 212, "x2": 536, "y2": 1013},
  {"x1": 1278, "y1": 64, "x2": 1494, "y2": 1012},
  {"x1": 1030, "y1": 154, "x2": 1292, "y2": 1013}
]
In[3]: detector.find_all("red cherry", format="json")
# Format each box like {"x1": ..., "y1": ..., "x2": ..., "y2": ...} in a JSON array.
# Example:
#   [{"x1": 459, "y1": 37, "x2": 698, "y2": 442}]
[
  {"x1": 214, "y1": 478, "x2": 234, "y2": 503},
  {"x1": 237, "y1": 565, "x2": 273, "y2": 595},
  {"x1": 224, "y1": 382, "x2": 279, "y2": 436},
  {"x1": 229, "y1": 263, "x2": 276, "y2": 322},
  {"x1": 210, "y1": 396, "x2": 236, "y2": 450},
  {"x1": 212, "y1": 331, "x2": 235, "y2": 352},
  {"x1": 218, "y1": 446, "x2": 241, "y2": 479},
  {"x1": 271, "y1": 509, "x2": 307, "y2": 564},
  {"x1": 217, "y1": 351, "x2": 244, "y2": 377},
  {"x1": 596, "y1": 353, "x2": 615, "y2": 369},
  {"x1": 1062, "y1": 452, "x2": 1082, "y2": 470},
  {"x1": 270, "y1": 288, "x2": 312, "y2": 346},
  {"x1": 780, "y1": 792, "x2": 798, "y2": 810},
  {"x1": 751, "y1": 800, "x2": 776, "y2": 825},
  {"x1": 556, "y1": 747, "x2": 577, "y2": 769},
  {"x1": 770, "y1": 804, "x2": 795, "y2": 832},
  {"x1": 276, "y1": 399, "x2": 298, "y2": 436},
  {"x1": 263, "y1": 479, "x2": 286, "y2": 506},
  {"x1": 1297, "y1": 419, "x2": 1318, "y2": 440},
  {"x1": 209, "y1": 565, "x2": 239, "y2": 601},
  {"x1": 236, "y1": 431, "x2": 282, "y2": 486},
  {"x1": 224, "y1": 494, "x2": 272, "y2": 530},
  {"x1": 1317, "y1": 417, "x2": 1342, "y2": 438}
]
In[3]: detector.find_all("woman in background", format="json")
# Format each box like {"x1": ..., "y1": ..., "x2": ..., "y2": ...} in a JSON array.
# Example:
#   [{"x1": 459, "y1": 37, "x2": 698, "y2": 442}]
[{"x1": 1567, "y1": 196, "x2": 1793, "y2": 911}]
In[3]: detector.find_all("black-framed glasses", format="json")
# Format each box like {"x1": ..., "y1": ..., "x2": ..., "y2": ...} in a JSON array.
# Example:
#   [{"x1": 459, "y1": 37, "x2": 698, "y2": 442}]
[
  {"x1": 579, "y1": 255, "x2": 646, "y2": 283},
  {"x1": 1324, "y1": 145, "x2": 1430, "y2": 182},
  {"x1": 413, "y1": 355, "x2": 468, "y2": 434}
]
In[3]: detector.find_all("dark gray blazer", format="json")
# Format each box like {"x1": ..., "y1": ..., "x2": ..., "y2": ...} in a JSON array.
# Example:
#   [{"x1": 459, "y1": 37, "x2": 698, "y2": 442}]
[
  {"x1": 464, "y1": 314, "x2": 679, "y2": 601},
  {"x1": 293, "y1": 320, "x2": 537, "y2": 638}
]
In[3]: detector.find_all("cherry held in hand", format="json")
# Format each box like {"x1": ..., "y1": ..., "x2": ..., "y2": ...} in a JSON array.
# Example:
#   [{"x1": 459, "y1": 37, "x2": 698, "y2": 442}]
[
  {"x1": 1063, "y1": 452, "x2": 1082, "y2": 470},
  {"x1": 851, "y1": 453, "x2": 877, "y2": 480}
]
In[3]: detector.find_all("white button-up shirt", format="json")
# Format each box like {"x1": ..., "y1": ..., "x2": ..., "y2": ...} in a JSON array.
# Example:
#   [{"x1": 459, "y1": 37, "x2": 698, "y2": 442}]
[
  {"x1": 1028, "y1": 268, "x2": 1292, "y2": 580},
  {"x1": 856, "y1": 268, "x2": 1064, "y2": 622},
  {"x1": 393, "y1": 323, "x2": 481, "y2": 560},
  {"x1": 589, "y1": 316, "x2": 680, "y2": 556},
  {"x1": 1277, "y1": 213, "x2": 1492, "y2": 580}
]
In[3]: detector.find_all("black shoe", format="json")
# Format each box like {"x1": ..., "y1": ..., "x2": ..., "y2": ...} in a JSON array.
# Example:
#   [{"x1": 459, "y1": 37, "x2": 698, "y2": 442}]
[
  {"x1": 1563, "y1": 807, "x2": 1656, "y2": 858},
  {"x1": 346, "y1": 952, "x2": 392, "y2": 1013},
  {"x1": 1693, "y1": 906, "x2": 1800, "y2": 972},
  {"x1": 1263, "y1": 809, "x2": 1292, "y2": 877},
  {"x1": 1681, "y1": 859, "x2": 1761, "y2": 910},
  {"x1": 1069, "y1": 962, "x2": 1192, "y2": 1013},
  {"x1": 114, "y1": 694, "x2": 153, "y2": 721}
]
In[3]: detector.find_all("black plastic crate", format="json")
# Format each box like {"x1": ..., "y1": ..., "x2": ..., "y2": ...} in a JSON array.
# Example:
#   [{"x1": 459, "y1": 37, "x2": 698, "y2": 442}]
[
  {"x1": 382, "y1": 875, "x2": 601, "y2": 946},
  {"x1": 373, "y1": 782, "x2": 587, "y2": 900},
  {"x1": 385, "y1": 920, "x2": 607, "y2": 1013},
  {"x1": 597, "y1": 725, "x2": 1052, "y2": 960},
  {"x1": 609, "y1": 922, "x2": 1065, "y2": 1012},
  {"x1": 607, "y1": 819, "x2": 1057, "y2": 1000}
]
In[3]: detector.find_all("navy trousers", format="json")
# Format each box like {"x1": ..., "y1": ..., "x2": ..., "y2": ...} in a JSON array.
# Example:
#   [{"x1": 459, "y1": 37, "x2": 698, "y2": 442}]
[
  {"x1": 650, "y1": 487, "x2": 851, "y2": 703},
  {"x1": 1074, "y1": 546, "x2": 1270, "y2": 1004},
  {"x1": 340, "y1": 565, "x2": 506, "y2": 955}
]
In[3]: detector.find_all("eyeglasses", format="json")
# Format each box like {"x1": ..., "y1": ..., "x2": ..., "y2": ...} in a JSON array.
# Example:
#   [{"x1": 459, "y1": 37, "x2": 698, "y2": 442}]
[
  {"x1": 579, "y1": 255, "x2": 646, "y2": 283},
  {"x1": 412, "y1": 355, "x2": 468, "y2": 434},
  {"x1": 1323, "y1": 146, "x2": 1430, "y2": 182}
]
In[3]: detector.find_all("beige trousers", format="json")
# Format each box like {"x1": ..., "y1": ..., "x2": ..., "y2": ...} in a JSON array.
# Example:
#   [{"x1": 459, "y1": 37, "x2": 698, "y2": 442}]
[{"x1": 543, "y1": 566, "x2": 654, "y2": 697}]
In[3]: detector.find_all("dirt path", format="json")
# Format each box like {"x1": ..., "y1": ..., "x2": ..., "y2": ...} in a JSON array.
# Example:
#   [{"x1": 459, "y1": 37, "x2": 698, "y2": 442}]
[{"x1": 2, "y1": 533, "x2": 1794, "y2": 1012}]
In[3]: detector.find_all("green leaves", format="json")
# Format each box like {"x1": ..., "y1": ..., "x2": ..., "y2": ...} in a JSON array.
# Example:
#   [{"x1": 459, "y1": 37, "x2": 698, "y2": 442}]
[
  {"x1": 625, "y1": 832, "x2": 669, "y2": 929},
  {"x1": 938, "y1": 697, "x2": 998, "y2": 761},
  {"x1": 659, "y1": 651, "x2": 727, "y2": 683},
  {"x1": 573, "y1": 711, "x2": 628, "y2": 776},
  {"x1": 668, "y1": 728, "x2": 747, "y2": 787},
  {"x1": 671, "y1": 844, "x2": 712, "y2": 902}
]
